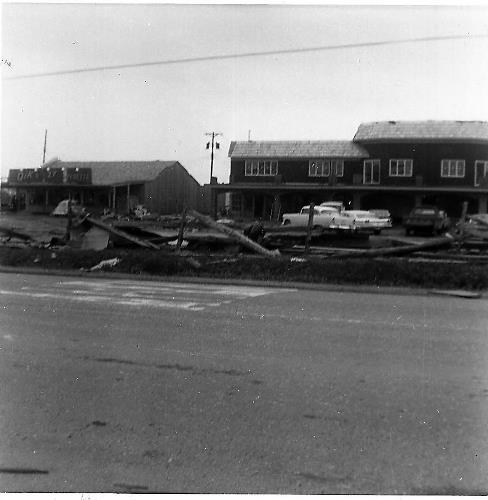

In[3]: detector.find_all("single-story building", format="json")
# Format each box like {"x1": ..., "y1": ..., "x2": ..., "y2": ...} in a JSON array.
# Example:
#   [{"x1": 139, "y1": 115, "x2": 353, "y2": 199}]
[{"x1": 3, "y1": 159, "x2": 203, "y2": 215}]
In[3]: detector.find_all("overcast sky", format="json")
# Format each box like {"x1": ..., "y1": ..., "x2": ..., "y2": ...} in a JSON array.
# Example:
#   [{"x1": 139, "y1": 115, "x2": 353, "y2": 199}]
[{"x1": 2, "y1": 3, "x2": 488, "y2": 185}]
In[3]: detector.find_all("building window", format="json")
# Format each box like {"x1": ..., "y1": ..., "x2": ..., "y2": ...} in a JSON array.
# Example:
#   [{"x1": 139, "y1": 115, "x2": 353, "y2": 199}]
[
  {"x1": 389, "y1": 159, "x2": 413, "y2": 177},
  {"x1": 363, "y1": 159, "x2": 380, "y2": 184},
  {"x1": 308, "y1": 159, "x2": 344, "y2": 177},
  {"x1": 475, "y1": 160, "x2": 488, "y2": 186},
  {"x1": 441, "y1": 159, "x2": 465, "y2": 178},
  {"x1": 245, "y1": 160, "x2": 278, "y2": 176}
]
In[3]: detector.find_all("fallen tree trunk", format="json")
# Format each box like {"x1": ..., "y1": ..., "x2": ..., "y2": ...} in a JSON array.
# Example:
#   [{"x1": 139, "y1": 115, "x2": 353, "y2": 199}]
[
  {"x1": 332, "y1": 234, "x2": 456, "y2": 258},
  {"x1": 187, "y1": 210, "x2": 280, "y2": 258},
  {"x1": 83, "y1": 216, "x2": 160, "y2": 249},
  {"x1": 0, "y1": 226, "x2": 33, "y2": 241}
]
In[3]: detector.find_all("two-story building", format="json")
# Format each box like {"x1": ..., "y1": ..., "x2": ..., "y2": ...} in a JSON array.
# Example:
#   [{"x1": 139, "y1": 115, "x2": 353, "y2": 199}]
[{"x1": 210, "y1": 121, "x2": 488, "y2": 221}]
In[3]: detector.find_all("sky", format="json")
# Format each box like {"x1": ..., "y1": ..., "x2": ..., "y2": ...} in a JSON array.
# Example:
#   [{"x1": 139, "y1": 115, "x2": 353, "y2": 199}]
[{"x1": 2, "y1": 2, "x2": 488, "y2": 185}]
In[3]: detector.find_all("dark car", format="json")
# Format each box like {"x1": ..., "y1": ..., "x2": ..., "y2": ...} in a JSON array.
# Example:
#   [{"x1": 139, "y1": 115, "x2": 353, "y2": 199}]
[{"x1": 404, "y1": 206, "x2": 450, "y2": 236}]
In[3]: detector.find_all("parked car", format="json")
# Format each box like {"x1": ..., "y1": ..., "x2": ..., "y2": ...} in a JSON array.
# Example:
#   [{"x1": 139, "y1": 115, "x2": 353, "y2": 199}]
[
  {"x1": 404, "y1": 206, "x2": 450, "y2": 235},
  {"x1": 368, "y1": 209, "x2": 393, "y2": 229},
  {"x1": 282, "y1": 205, "x2": 339, "y2": 229},
  {"x1": 330, "y1": 210, "x2": 387, "y2": 234}
]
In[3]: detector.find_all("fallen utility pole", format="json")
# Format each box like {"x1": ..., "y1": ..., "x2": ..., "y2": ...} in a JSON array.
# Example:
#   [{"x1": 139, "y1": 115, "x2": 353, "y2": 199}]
[
  {"x1": 83, "y1": 216, "x2": 160, "y2": 249},
  {"x1": 188, "y1": 209, "x2": 280, "y2": 258},
  {"x1": 332, "y1": 234, "x2": 456, "y2": 259}
]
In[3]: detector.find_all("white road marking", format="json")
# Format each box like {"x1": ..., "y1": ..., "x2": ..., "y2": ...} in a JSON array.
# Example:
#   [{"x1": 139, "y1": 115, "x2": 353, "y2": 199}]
[{"x1": 1, "y1": 280, "x2": 296, "y2": 312}]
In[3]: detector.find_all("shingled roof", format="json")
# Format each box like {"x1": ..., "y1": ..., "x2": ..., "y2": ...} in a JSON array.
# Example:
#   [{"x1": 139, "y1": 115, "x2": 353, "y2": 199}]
[
  {"x1": 44, "y1": 160, "x2": 179, "y2": 185},
  {"x1": 353, "y1": 121, "x2": 488, "y2": 143},
  {"x1": 228, "y1": 141, "x2": 368, "y2": 158}
]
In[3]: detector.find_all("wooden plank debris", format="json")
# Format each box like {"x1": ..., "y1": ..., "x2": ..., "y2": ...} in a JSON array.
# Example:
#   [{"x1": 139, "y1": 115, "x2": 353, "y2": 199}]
[
  {"x1": 428, "y1": 289, "x2": 482, "y2": 299},
  {"x1": 0, "y1": 226, "x2": 33, "y2": 242},
  {"x1": 84, "y1": 216, "x2": 160, "y2": 249},
  {"x1": 188, "y1": 209, "x2": 280, "y2": 258},
  {"x1": 331, "y1": 234, "x2": 456, "y2": 258}
]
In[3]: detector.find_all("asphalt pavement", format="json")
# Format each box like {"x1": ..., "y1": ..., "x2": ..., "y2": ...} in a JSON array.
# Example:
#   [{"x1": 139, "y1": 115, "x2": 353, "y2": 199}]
[{"x1": 1, "y1": 272, "x2": 487, "y2": 493}]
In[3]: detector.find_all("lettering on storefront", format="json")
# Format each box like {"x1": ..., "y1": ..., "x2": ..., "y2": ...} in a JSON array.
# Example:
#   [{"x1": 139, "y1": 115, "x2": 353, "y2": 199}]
[{"x1": 8, "y1": 167, "x2": 91, "y2": 184}]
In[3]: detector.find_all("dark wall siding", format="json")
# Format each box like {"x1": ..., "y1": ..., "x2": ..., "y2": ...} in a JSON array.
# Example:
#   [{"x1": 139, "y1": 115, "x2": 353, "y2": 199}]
[
  {"x1": 360, "y1": 142, "x2": 488, "y2": 187},
  {"x1": 230, "y1": 142, "x2": 488, "y2": 188},
  {"x1": 144, "y1": 164, "x2": 200, "y2": 214},
  {"x1": 230, "y1": 159, "x2": 364, "y2": 184}
]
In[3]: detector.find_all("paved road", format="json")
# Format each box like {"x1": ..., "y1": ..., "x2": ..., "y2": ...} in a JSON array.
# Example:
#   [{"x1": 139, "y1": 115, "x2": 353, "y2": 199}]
[{"x1": 1, "y1": 272, "x2": 487, "y2": 494}]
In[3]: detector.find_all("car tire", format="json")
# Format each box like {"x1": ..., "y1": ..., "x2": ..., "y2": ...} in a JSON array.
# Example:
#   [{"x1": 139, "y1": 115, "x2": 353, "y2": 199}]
[{"x1": 283, "y1": 219, "x2": 291, "y2": 225}]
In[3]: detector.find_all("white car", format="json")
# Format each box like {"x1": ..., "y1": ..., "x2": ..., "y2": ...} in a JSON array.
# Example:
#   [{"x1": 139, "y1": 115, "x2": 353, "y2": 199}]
[
  {"x1": 368, "y1": 209, "x2": 393, "y2": 229},
  {"x1": 282, "y1": 205, "x2": 340, "y2": 229},
  {"x1": 330, "y1": 210, "x2": 387, "y2": 234}
]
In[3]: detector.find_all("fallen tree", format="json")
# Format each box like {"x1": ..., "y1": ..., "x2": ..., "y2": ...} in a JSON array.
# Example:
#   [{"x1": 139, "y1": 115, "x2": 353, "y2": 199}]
[
  {"x1": 82, "y1": 216, "x2": 161, "y2": 249},
  {"x1": 331, "y1": 233, "x2": 456, "y2": 258},
  {"x1": 187, "y1": 209, "x2": 280, "y2": 258}
]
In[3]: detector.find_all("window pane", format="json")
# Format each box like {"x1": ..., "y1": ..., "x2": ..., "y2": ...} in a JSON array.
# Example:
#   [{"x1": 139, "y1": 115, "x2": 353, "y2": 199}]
[
  {"x1": 324, "y1": 161, "x2": 330, "y2": 177},
  {"x1": 457, "y1": 160, "x2": 465, "y2": 177},
  {"x1": 398, "y1": 161, "x2": 405, "y2": 176},
  {"x1": 336, "y1": 161, "x2": 344, "y2": 176},
  {"x1": 245, "y1": 161, "x2": 252, "y2": 176},
  {"x1": 271, "y1": 161, "x2": 278, "y2": 175},
  {"x1": 441, "y1": 160, "x2": 448, "y2": 177},
  {"x1": 406, "y1": 160, "x2": 413, "y2": 176},
  {"x1": 252, "y1": 161, "x2": 259, "y2": 175}
]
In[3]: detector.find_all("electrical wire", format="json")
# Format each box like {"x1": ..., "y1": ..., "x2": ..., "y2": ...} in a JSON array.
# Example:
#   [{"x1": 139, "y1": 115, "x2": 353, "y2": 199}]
[{"x1": 4, "y1": 33, "x2": 488, "y2": 81}]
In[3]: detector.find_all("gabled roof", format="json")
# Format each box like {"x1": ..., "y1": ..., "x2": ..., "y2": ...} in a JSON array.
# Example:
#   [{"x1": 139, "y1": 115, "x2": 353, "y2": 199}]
[
  {"x1": 228, "y1": 140, "x2": 368, "y2": 158},
  {"x1": 353, "y1": 121, "x2": 488, "y2": 143},
  {"x1": 43, "y1": 160, "x2": 180, "y2": 185}
]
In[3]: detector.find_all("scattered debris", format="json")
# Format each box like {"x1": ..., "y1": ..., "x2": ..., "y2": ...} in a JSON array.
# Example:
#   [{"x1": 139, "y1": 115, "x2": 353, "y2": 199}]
[
  {"x1": 89, "y1": 420, "x2": 108, "y2": 427},
  {"x1": 188, "y1": 209, "x2": 280, "y2": 258},
  {"x1": 84, "y1": 216, "x2": 160, "y2": 249},
  {"x1": 89, "y1": 257, "x2": 121, "y2": 271},
  {"x1": 0, "y1": 226, "x2": 33, "y2": 242},
  {"x1": 0, "y1": 468, "x2": 49, "y2": 474},
  {"x1": 428, "y1": 289, "x2": 482, "y2": 299}
]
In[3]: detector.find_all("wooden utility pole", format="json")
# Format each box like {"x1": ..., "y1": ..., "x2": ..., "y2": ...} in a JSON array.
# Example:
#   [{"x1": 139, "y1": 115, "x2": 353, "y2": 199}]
[
  {"x1": 42, "y1": 129, "x2": 47, "y2": 165},
  {"x1": 304, "y1": 203, "x2": 315, "y2": 254},
  {"x1": 205, "y1": 132, "x2": 222, "y2": 183}
]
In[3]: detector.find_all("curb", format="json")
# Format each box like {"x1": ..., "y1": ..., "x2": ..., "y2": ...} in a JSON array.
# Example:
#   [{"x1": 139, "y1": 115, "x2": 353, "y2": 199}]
[{"x1": 1, "y1": 265, "x2": 481, "y2": 298}]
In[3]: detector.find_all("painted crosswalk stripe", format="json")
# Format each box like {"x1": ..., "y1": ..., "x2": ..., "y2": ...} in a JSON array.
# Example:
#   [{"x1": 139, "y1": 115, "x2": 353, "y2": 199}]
[{"x1": 6, "y1": 279, "x2": 296, "y2": 311}]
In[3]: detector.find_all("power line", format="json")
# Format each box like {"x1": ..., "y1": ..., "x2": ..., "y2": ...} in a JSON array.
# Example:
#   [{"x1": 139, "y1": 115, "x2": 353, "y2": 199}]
[{"x1": 4, "y1": 33, "x2": 487, "y2": 81}]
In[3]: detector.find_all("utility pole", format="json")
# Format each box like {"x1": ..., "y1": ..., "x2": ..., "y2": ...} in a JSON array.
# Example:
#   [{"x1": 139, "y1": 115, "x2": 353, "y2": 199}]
[
  {"x1": 42, "y1": 129, "x2": 47, "y2": 165},
  {"x1": 205, "y1": 132, "x2": 222, "y2": 183}
]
